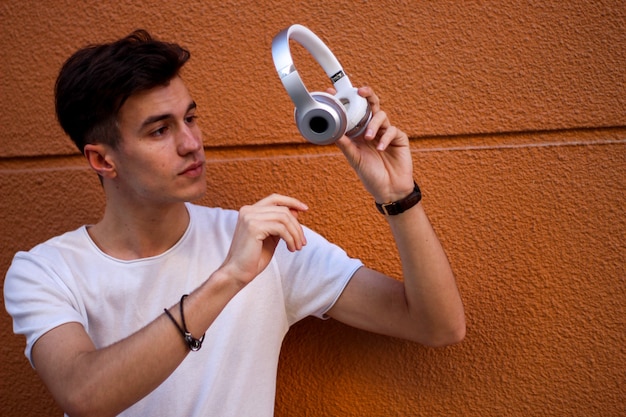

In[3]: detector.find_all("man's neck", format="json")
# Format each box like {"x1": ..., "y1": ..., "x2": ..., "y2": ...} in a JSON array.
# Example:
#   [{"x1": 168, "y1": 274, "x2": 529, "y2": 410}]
[{"x1": 88, "y1": 202, "x2": 191, "y2": 260}]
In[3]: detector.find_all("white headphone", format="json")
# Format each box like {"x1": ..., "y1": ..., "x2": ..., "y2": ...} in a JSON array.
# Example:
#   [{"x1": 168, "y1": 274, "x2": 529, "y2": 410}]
[{"x1": 271, "y1": 24, "x2": 372, "y2": 145}]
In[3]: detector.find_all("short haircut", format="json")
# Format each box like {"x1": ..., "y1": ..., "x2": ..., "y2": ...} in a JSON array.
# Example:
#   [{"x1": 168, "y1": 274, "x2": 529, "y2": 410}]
[{"x1": 55, "y1": 29, "x2": 190, "y2": 152}]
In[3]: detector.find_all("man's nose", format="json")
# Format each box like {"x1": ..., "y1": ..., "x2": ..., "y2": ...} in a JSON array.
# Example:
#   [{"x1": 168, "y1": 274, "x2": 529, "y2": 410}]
[{"x1": 177, "y1": 125, "x2": 202, "y2": 154}]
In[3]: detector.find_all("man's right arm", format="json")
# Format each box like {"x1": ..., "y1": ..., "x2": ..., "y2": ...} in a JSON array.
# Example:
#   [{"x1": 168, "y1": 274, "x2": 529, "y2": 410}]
[
  {"x1": 32, "y1": 267, "x2": 242, "y2": 417},
  {"x1": 29, "y1": 195, "x2": 309, "y2": 417}
]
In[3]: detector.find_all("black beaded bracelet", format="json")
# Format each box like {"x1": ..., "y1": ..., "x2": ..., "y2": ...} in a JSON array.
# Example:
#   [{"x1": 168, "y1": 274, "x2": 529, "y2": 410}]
[{"x1": 164, "y1": 294, "x2": 205, "y2": 351}]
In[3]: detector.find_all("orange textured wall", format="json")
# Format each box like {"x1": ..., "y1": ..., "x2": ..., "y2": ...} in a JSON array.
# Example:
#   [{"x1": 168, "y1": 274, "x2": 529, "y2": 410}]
[{"x1": 1, "y1": 1, "x2": 624, "y2": 416}]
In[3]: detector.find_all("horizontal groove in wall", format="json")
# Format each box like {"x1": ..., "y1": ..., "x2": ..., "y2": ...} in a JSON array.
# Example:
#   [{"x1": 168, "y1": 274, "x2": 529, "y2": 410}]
[{"x1": 1, "y1": 126, "x2": 625, "y2": 173}]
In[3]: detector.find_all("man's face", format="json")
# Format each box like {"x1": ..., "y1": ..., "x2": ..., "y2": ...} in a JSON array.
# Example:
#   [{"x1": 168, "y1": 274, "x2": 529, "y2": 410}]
[{"x1": 110, "y1": 76, "x2": 206, "y2": 205}]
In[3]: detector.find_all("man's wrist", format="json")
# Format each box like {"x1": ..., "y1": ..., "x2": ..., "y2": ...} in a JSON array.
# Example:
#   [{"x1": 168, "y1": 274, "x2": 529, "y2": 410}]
[{"x1": 375, "y1": 181, "x2": 422, "y2": 216}]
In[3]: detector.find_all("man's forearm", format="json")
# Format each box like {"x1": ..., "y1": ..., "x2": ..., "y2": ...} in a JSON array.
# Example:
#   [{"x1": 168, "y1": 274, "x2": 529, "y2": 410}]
[
  {"x1": 386, "y1": 203, "x2": 466, "y2": 346},
  {"x1": 33, "y1": 268, "x2": 245, "y2": 417}
]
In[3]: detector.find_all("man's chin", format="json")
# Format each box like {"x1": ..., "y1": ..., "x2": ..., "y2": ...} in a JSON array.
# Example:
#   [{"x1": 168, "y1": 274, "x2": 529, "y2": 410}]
[{"x1": 186, "y1": 186, "x2": 207, "y2": 203}]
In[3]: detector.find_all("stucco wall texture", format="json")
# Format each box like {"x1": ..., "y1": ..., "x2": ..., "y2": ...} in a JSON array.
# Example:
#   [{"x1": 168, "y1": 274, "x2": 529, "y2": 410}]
[{"x1": 1, "y1": 1, "x2": 624, "y2": 416}]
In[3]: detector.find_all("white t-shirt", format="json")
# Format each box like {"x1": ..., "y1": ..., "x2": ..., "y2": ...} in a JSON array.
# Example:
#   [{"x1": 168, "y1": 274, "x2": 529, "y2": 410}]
[{"x1": 4, "y1": 203, "x2": 363, "y2": 416}]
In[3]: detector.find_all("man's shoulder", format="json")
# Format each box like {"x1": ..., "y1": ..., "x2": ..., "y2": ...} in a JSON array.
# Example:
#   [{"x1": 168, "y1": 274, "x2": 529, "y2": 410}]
[
  {"x1": 7, "y1": 227, "x2": 88, "y2": 274},
  {"x1": 23, "y1": 226, "x2": 88, "y2": 257}
]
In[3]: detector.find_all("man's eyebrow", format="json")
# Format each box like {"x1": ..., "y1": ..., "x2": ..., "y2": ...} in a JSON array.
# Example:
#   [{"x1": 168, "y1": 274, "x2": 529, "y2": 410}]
[{"x1": 139, "y1": 101, "x2": 197, "y2": 130}]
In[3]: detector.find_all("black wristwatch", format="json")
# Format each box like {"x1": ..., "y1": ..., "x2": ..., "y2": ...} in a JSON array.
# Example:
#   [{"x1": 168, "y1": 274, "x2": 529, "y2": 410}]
[{"x1": 375, "y1": 182, "x2": 422, "y2": 216}]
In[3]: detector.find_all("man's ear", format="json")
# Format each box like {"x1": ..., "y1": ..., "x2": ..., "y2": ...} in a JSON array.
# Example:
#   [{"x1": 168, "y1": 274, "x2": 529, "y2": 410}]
[{"x1": 84, "y1": 144, "x2": 117, "y2": 179}]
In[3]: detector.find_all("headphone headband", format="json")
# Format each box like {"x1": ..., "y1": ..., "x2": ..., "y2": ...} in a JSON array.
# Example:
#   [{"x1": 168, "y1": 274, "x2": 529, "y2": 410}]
[{"x1": 272, "y1": 24, "x2": 352, "y2": 94}]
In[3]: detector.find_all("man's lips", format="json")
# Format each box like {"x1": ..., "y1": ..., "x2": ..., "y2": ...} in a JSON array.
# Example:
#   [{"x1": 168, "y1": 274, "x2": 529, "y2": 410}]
[{"x1": 179, "y1": 161, "x2": 205, "y2": 177}]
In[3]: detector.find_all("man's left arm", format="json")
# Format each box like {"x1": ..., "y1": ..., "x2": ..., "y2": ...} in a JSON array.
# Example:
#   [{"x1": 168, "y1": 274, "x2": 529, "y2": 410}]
[
  {"x1": 326, "y1": 86, "x2": 465, "y2": 346},
  {"x1": 327, "y1": 202, "x2": 465, "y2": 346}
]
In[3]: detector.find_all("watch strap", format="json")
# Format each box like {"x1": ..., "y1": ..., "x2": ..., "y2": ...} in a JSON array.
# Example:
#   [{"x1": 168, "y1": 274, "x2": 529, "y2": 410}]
[{"x1": 375, "y1": 182, "x2": 422, "y2": 216}]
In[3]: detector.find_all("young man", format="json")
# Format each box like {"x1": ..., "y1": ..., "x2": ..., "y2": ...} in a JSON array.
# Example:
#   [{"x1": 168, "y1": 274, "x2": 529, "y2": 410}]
[{"x1": 4, "y1": 30, "x2": 465, "y2": 417}]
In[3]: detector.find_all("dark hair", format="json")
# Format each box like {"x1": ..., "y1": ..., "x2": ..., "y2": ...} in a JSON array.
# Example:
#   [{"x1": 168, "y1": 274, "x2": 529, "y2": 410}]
[{"x1": 55, "y1": 29, "x2": 190, "y2": 152}]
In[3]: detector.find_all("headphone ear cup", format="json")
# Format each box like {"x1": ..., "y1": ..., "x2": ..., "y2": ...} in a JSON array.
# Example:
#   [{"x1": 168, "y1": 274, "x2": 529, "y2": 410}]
[
  {"x1": 294, "y1": 92, "x2": 348, "y2": 145},
  {"x1": 335, "y1": 88, "x2": 372, "y2": 139}
]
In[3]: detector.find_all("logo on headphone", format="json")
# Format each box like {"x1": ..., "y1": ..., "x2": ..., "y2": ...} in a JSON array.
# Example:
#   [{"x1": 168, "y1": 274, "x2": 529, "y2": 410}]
[{"x1": 330, "y1": 70, "x2": 345, "y2": 84}]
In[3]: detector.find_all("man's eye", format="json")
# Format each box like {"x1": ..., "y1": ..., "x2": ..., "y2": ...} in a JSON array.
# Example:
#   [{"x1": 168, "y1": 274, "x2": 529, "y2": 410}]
[
  {"x1": 151, "y1": 126, "x2": 168, "y2": 137},
  {"x1": 185, "y1": 115, "x2": 198, "y2": 124}
]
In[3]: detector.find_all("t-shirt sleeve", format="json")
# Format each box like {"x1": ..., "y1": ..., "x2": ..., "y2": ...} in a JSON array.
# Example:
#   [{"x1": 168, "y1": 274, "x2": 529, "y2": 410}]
[
  {"x1": 275, "y1": 226, "x2": 363, "y2": 325},
  {"x1": 4, "y1": 249, "x2": 86, "y2": 367}
]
